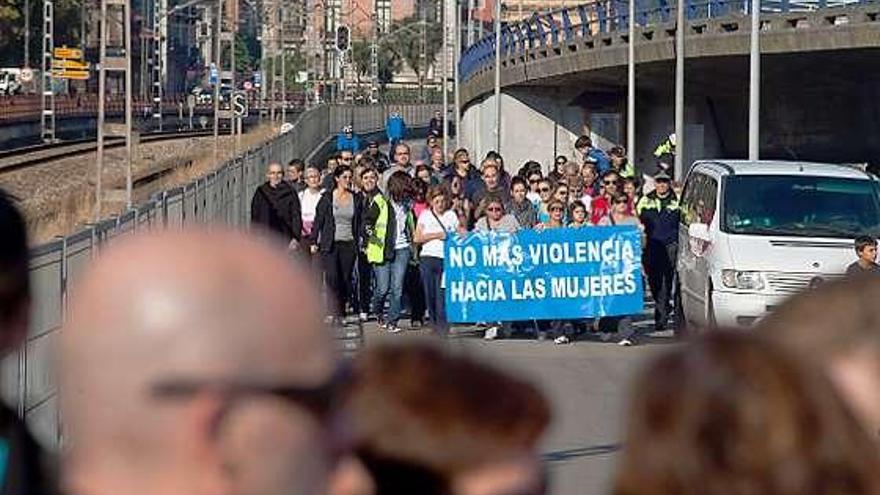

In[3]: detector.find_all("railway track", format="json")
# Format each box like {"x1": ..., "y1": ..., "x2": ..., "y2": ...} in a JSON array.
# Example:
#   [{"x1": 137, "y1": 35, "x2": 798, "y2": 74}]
[{"x1": 0, "y1": 128, "x2": 231, "y2": 174}]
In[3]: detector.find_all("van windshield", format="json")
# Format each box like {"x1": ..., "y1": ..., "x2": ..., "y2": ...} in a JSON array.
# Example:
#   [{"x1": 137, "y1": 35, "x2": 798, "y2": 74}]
[{"x1": 723, "y1": 175, "x2": 880, "y2": 238}]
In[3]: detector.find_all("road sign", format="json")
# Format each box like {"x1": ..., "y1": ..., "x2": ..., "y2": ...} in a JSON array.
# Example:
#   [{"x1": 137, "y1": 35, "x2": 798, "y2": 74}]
[
  {"x1": 232, "y1": 91, "x2": 248, "y2": 118},
  {"x1": 54, "y1": 47, "x2": 83, "y2": 60},
  {"x1": 209, "y1": 63, "x2": 218, "y2": 85},
  {"x1": 52, "y1": 69, "x2": 89, "y2": 80},
  {"x1": 19, "y1": 69, "x2": 33, "y2": 83},
  {"x1": 253, "y1": 71, "x2": 262, "y2": 88},
  {"x1": 53, "y1": 59, "x2": 89, "y2": 70}
]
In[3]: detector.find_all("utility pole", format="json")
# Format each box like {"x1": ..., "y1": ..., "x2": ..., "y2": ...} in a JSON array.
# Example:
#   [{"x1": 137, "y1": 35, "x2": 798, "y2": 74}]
[
  {"x1": 213, "y1": 0, "x2": 221, "y2": 164},
  {"x1": 674, "y1": 0, "x2": 685, "y2": 180},
  {"x1": 627, "y1": 0, "x2": 635, "y2": 163},
  {"x1": 24, "y1": 0, "x2": 31, "y2": 68},
  {"x1": 420, "y1": 0, "x2": 426, "y2": 102},
  {"x1": 453, "y1": 0, "x2": 461, "y2": 148},
  {"x1": 493, "y1": 0, "x2": 501, "y2": 152},
  {"x1": 442, "y1": 0, "x2": 449, "y2": 161},
  {"x1": 467, "y1": 0, "x2": 474, "y2": 45},
  {"x1": 370, "y1": 2, "x2": 379, "y2": 103},
  {"x1": 153, "y1": 0, "x2": 166, "y2": 131},
  {"x1": 280, "y1": 0, "x2": 286, "y2": 123},
  {"x1": 40, "y1": 0, "x2": 55, "y2": 143},
  {"x1": 748, "y1": 0, "x2": 760, "y2": 160},
  {"x1": 96, "y1": 0, "x2": 134, "y2": 216}
]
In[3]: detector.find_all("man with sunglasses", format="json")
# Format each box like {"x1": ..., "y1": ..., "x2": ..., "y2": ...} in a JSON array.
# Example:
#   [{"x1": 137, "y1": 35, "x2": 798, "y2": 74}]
[
  {"x1": 60, "y1": 230, "x2": 349, "y2": 495},
  {"x1": 445, "y1": 148, "x2": 481, "y2": 206},
  {"x1": 589, "y1": 171, "x2": 621, "y2": 225}
]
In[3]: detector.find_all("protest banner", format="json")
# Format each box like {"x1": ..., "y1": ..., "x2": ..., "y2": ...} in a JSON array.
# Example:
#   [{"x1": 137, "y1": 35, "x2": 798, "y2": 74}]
[{"x1": 444, "y1": 226, "x2": 644, "y2": 322}]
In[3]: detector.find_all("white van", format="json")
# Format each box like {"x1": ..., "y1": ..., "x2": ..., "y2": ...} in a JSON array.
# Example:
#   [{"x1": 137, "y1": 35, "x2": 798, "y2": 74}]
[{"x1": 676, "y1": 160, "x2": 880, "y2": 329}]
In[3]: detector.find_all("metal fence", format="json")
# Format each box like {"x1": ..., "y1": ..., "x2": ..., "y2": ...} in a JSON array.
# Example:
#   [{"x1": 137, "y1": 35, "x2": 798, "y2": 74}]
[
  {"x1": 458, "y1": 0, "x2": 879, "y2": 82},
  {"x1": 9, "y1": 103, "x2": 439, "y2": 450}
]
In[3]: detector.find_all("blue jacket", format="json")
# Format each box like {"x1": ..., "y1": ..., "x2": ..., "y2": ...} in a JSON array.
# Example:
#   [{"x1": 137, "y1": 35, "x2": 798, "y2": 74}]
[
  {"x1": 336, "y1": 133, "x2": 362, "y2": 153},
  {"x1": 586, "y1": 148, "x2": 611, "y2": 174},
  {"x1": 386, "y1": 115, "x2": 406, "y2": 141}
]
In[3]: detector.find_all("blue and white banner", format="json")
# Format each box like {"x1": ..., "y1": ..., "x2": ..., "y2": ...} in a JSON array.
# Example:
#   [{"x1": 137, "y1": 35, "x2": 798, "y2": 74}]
[{"x1": 444, "y1": 226, "x2": 644, "y2": 322}]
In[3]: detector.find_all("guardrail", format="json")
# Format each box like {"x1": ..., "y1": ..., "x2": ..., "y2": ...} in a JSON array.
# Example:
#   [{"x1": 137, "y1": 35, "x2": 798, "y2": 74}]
[
  {"x1": 458, "y1": 0, "x2": 877, "y2": 83},
  {"x1": 8, "y1": 103, "x2": 439, "y2": 450}
]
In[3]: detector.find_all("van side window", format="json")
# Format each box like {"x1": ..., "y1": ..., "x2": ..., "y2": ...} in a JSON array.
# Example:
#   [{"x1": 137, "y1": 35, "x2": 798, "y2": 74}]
[
  {"x1": 698, "y1": 176, "x2": 719, "y2": 226},
  {"x1": 681, "y1": 173, "x2": 706, "y2": 226}
]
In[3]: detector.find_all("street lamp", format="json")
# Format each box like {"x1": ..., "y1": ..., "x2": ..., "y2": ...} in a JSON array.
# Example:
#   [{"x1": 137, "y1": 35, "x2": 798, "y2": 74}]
[
  {"x1": 493, "y1": 0, "x2": 502, "y2": 152},
  {"x1": 674, "y1": 0, "x2": 685, "y2": 180},
  {"x1": 749, "y1": 0, "x2": 760, "y2": 160},
  {"x1": 627, "y1": 0, "x2": 635, "y2": 162}
]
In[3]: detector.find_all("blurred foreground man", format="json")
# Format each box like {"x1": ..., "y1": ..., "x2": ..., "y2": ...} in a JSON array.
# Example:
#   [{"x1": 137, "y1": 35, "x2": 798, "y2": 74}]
[
  {"x1": 60, "y1": 230, "x2": 343, "y2": 495},
  {"x1": 0, "y1": 191, "x2": 52, "y2": 495},
  {"x1": 759, "y1": 275, "x2": 880, "y2": 438},
  {"x1": 344, "y1": 341, "x2": 551, "y2": 495}
]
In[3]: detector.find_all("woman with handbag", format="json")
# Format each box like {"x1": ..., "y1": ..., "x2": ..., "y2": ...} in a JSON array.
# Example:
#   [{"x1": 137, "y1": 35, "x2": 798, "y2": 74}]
[
  {"x1": 310, "y1": 165, "x2": 363, "y2": 326},
  {"x1": 413, "y1": 184, "x2": 462, "y2": 336}
]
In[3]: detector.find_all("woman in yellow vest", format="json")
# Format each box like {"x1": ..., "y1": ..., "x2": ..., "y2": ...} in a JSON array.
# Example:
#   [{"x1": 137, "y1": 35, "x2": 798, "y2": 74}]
[{"x1": 364, "y1": 171, "x2": 416, "y2": 334}]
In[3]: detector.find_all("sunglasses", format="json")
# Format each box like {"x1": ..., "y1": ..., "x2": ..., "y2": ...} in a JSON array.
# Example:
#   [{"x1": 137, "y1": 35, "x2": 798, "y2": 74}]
[
  {"x1": 151, "y1": 365, "x2": 350, "y2": 421},
  {"x1": 528, "y1": 178, "x2": 540, "y2": 184},
  {"x1": 549, "y1": 206, "x2": 564, "y2": 212},
  {"x1": 614, "y1": 199, "x2": 628, "y2": 204},
  {"x1": 486, "y1": 206, "x2": 503, "y2": 212},
  {"x1": 603, "y1": 180, "x2": 618, "y2": 185},
  {"x1": 539, "y1": 187, "x2": 551, "y2": 193}
]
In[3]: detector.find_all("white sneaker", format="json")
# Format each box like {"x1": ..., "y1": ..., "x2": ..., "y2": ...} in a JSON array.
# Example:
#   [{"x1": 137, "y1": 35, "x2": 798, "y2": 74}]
[
  {"x1": 484, "y1": 327, "x2": 499, "y2": 340},
  {"x1": 618, "y1": 338, "x2": 634, "y2": 347},
  {"x1": 554, "y1": 335, "x2": 571, "y2": 345},
  {"x1": 358, "y1": 312, "x2": 369, "y2": 323},
  {"x1": 387, "y1": 325, "x2": 403, "y2": 334}
]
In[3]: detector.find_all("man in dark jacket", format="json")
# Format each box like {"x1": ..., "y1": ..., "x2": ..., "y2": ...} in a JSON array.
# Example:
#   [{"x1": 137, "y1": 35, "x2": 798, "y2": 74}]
[
  {"x1": 637, "y1": 170, "x2": 681, "y2": 333},
  {"x1": 250, "y1": 162, "x2": 303, "y2": 244},
  {"x1": 0, "y1": 190, "x2": 53, "y2": 495}
]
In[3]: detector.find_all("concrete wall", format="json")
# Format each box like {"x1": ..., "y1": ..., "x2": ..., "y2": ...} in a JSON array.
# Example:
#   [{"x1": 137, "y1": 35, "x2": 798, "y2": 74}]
[
  {"x1": 460, "y1": 85, "x2": 727, "y2": 179},
  {"x1": 461, "y1": 88, "x2": 584, "y2": 174}
]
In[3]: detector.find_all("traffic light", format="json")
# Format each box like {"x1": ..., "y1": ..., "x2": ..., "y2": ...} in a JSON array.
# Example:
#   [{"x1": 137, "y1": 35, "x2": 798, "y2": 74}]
[{"x1": 336, "y1": 25, "x2": 350, "y2": 52}]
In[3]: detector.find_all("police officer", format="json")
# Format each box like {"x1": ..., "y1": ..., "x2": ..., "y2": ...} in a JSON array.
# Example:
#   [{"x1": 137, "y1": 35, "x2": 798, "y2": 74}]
[
  {"x1": 637, "y1": 170, "x2": 681, "y2": 334},
  {"x1": 653, "y1": 133, "x2": 676, "y2": 178}
]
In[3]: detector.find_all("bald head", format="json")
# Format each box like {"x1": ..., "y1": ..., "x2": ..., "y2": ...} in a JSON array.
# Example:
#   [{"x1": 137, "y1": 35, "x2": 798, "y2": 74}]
[{"x1": 61, "y1": 229, "x2": 336, "y2": 495}]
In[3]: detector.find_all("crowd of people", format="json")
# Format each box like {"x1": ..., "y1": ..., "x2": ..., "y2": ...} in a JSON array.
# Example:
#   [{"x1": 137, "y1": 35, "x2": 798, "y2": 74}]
[
  {"x1": 2, "y1": 168, "x2": 880, "y2": 495},
  {"x1": 252, "y1": 128, "x2": 681, "y2": 346}
]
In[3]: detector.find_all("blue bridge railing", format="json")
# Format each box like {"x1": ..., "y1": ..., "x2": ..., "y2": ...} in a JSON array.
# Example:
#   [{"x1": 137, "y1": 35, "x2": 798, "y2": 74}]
[{"x1": 458, "y1": 0, "x2": 874, "y2": 83}]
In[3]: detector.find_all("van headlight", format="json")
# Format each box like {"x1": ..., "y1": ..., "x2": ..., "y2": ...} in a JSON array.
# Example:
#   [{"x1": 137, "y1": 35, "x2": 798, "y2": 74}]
[{"x1": 721, "y1": 270, "x2": 765, "y2": 290}]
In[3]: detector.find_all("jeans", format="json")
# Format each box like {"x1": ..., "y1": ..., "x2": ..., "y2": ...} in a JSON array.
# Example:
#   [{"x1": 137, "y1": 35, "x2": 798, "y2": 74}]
[
  {"x1": 419, "y1": 256, "x2": 446, "y2": 334},
  {"x1": 372, "y1": 248, "x2": 411, "y2": 325}
]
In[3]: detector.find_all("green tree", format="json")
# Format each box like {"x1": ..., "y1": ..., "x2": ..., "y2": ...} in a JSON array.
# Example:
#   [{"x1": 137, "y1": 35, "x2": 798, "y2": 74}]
[
  {"x1": 385, "y1": 3, "x2": 442, "y2": 96},
  {"x1": 233, "y1": 32, "x2": 256, "y2": 77},
  {"x1": 0, "y1": 0, "x2": 82, "y2": 66},
  {"x1": 351, "y1": 38, "x2": 400, "y2": 91}
]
